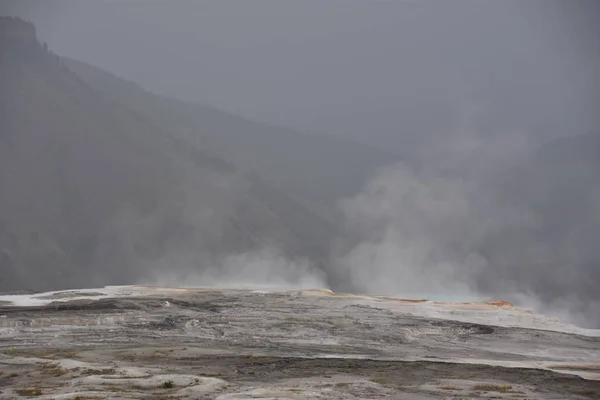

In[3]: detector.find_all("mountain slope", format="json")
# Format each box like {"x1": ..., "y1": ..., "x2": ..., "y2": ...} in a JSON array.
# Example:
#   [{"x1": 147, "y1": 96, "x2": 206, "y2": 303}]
[
  {"x1": 61, "y1": 58, "x2": 401, "y2": 223},
  {"x1": 0, "y1": 18, "x2": 335, "y2": 291}
]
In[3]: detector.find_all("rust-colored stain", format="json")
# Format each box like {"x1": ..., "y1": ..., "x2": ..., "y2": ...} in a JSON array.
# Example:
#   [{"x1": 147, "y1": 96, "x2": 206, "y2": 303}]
[
  {"x1": 380, "y1": 297, "x2": 428, "y2": 303},
  {"x1": 134, "y1": 287, "x2": 515, "y2": 309},
  {"x1": 485, "y1": 300, "x2": 514, "y2": 307},
  {"x1": 428, "y1": 300, "x2": 515, "y2": 311},
  {"x1": 378, "y1": 296, "x2": 514, "y2": 307}
]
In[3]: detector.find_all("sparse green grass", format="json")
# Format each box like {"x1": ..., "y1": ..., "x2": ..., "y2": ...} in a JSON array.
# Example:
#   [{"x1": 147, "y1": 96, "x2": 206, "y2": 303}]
[
  {"x1": 161, "y1": 380, "x2": 175, "y2": 389},
  {"x1": 199, "y1": 372, "x2": 222, "y2": 377},
  {"x1": 16, "y1": 388, "x2": 43, "y2": 396},
  {"x1": 5, "y1": 348, "x2": 27, "y2": 356},
  {"x1": 472, "y1": 384, "x2": 513, "y2": 392},
  {"x1": 81, "y1": 368, "x2": 116, "y2": 376},
  {"x1": 105, "y1": 386, "x2": 125, "y2": 392},
  {"x1": 74, "y1": 396, "x2": 104, "y2": 400},
  {"x1": 46, "y1": 368, "x2": 67, "y2": 377},
  {"x1": 335, "y1": 382, "x2": 350, "y2": 387},
  {"x1": 39, "y1": 362, "x2": 68, "y2": 377}
]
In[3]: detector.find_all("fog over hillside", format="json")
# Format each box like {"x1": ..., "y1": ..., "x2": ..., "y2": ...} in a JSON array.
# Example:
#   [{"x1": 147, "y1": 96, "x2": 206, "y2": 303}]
[{"x1": 1, "y1": 1, "x2": 599, "y2": 328}]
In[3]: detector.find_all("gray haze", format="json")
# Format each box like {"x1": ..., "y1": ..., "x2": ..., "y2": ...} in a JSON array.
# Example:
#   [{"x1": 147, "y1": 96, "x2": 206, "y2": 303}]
[
  {"x1": 1, "y1": 1, "x2": 599, "y2": 327},
  {"x1": 4, "y1": 0, "x2": 599, "y2": 152}
]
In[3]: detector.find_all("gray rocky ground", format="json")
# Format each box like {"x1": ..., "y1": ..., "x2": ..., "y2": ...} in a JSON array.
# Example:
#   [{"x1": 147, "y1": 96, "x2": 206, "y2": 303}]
[{"x1": 0, "y1": 286, "x2": 599, "y2": 399}]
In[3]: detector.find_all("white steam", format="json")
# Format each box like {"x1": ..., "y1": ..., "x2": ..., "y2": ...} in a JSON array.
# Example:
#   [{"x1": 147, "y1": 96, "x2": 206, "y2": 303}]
[
  {"x1": 143, "y1": 246, "x2": 327, "y2": 290},
  {"x1": 331, "y1": 164, "x2": 487, "y2": 300},
  {"x1": 329, "y1": 162, "x2": 599, "y2": 328}
]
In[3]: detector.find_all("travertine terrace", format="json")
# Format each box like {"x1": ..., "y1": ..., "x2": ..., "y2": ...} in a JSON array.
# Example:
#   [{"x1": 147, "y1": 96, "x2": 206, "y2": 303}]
[{"x1": 1, "y1": 286, "x2": 599, "y2": 399}]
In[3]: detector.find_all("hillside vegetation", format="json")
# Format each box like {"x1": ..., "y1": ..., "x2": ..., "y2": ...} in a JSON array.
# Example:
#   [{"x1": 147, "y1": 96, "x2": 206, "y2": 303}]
[{"x1": 0, "y1": 18, "x2": 336, "y2": 291}]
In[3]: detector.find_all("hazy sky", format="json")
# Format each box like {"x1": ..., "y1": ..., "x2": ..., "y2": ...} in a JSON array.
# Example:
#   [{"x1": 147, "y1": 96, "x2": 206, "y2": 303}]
[{"x1": 2, "y1": 0, "x2": 599, "y2": 153}]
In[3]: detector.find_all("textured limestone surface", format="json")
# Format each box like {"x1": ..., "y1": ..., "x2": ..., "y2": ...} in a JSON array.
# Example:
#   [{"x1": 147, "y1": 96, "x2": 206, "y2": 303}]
[{"x1": 1, "y1": 286, "x2": 599, "y2": 399}]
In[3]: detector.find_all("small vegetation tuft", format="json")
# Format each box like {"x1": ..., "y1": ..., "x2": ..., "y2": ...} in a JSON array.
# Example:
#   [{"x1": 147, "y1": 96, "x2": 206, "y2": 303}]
[
  {"x1": 439, "y1": 385, "x2": 460, "y2": 390},
  {"x1": 81, "y1": 368, "x2": 116, "y2": 376},
  {"x1": 16, "y1": 388, "x2": 43, "y2": 396},
  {"x1": 5, "y1": 348, "x2": 27, "y2": 356},
  {"x1": 472, "y1": 384, "x2": 513, "y2": 392},
  {"x1": 199, "y1": 372, "x2": 222, "y2": 377},
  {"x1": 161, "y1": 380, "x2": 175, "y2": 389}
]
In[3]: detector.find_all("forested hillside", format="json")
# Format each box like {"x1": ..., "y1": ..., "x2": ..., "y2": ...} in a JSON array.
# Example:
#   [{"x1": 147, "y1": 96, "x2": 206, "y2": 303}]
[
  {"x1": 0, "y1": 17, "x2": 335, "y2": 291},
  {"x1": 62, "y1": 57, "x2": 400, "y2": 223}
]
